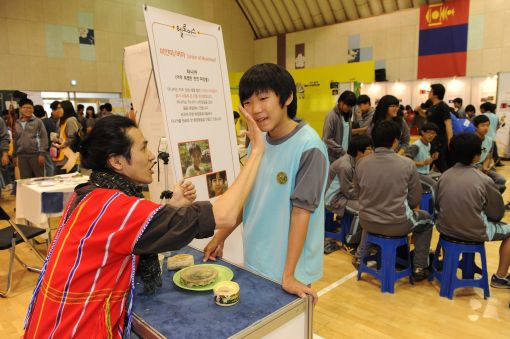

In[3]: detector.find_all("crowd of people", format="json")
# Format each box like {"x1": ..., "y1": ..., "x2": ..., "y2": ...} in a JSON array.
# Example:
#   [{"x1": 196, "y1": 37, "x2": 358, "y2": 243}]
[
  {"x1": 4, "y1": 64, "x2": 510, "y2": 337},
  {"x1": 323, "y1": 84, "x2": 510, "y2": 287},
  {"x1": 0, "y1": 100, "x2": 129, "y2": 195}
]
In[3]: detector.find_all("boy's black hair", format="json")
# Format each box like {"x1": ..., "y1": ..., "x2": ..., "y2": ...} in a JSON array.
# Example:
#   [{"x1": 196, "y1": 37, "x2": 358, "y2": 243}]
[
  {"x1": 77, "y1": 104, "x2": 84, "y2": 110},
  {"x1": 33, "y1": 105, "x2": 46, "y2": 118},
  {"x1": 19, "y1": 98, "x2": 34, "y2": 107},
  {"x1": 405, "y1": 105, "x2": 412, "y2": 111},
  {"x1": 465, "y1": 104, "x2": 475, "y2": 113},
  {"x1": 452, "y1": 97, "x2": 463, "y2": 105},
  {"x1": 420, "y1": 122, "x2": 439, "y2": 134},
  {"x1": 449, "y1": 133, "x2": 482, "y2": 166},
  {"x1": 99, "y1": 104, "x2": 105, "y2": 110},
  {"x1": 50, "y1": 100, "x2": 60, "y2": 111},
  {"x1": 338, "y1": 90, "x2": 357, "y2": 107},
  {"x1": 356, "y1": 94, "x2": 371, "y2": 106},
  {"x1": 430, "y1": 84, "x2": 445, "y2": 100},
  {"x1": 347, "y1": 135, "x2": 373, "y2": 158},
  {"x1": 188, "y1": 143, "x2": 202, "y2": 156},
  {"x1": 80, "y1": 115, "x2": 137, "y2": 170},
  {"x1": 371, "y1": 120, "x2": 401, "y2": 148},
  {"x1": 480, "y1": 102, "x2": 495, "y2": 113},
  {"x1": 104, "y1": 103, "x2": 113, "y2": 112},
  {"x1": 473, "y1": 114, "x2": 490, "y2": 127},
  {"x1": 239, "y1": 63, "x2": 297, "y2": 119}
]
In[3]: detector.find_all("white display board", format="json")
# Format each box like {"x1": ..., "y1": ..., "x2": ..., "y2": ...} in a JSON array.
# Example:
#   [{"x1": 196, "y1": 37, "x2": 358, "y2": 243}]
[
  {"x1": 124, "y1": 42, "x2": 169, "y2": 203},
  {"x1": 140, "y1": 6, "x2": 243, "y2": 264},
  {"x1": 496, "y1": 72, "x2": 510, "y2": 157}
]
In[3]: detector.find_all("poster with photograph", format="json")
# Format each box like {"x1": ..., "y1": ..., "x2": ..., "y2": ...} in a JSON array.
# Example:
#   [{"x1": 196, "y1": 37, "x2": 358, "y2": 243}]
[
  {"x1": 206, "y1": 170, "x2": 228, "y2": 198},
  {"x1": 178, "y1": 139, "x2": 212, "y2": 178},
  {"x1": 143, "y1": 6, "x2": 243, "y2": 263}
]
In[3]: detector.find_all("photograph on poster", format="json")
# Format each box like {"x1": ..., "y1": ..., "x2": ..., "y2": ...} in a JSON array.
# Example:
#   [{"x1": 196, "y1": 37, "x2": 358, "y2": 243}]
[
  {"x1": 178, "y1": 139, "x2": 212, "y2": 178},
  {"x1": 206, "y1": 170, "x2": 228, "y2": 198}
]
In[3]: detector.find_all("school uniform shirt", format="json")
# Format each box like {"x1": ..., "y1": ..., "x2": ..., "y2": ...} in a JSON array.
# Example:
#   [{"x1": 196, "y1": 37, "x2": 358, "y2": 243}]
[
  {"x1": 435, "y1": 163, "x2": 505, "y2": 241},
  {"x1": 243, "y1": 121, "x2": 328, "y2": 285},
  {"x1": 12, "y1": 115, "x2": 48, "y2": 156},
  {"x1": 324, "y1": 153, "x2": 357, "y2": 217},
  {"x1": 406, "y1": 139, "x2": 431, "y2": 175},
  {"x1": 366, "y1": 117, "x2": 410, "y2": 153},
  {"x1": 354, "y1": 147, "x2": 422, "y2": 229},
  {"x1": 483, "y1": 112, "x2": 499, "y2": 139},
  {"x1": 477, "y1": 135, "x2": 493, "y2": 165},
  {"x1": 322, "y1": 106, "x2": 351, "y2": 163}
]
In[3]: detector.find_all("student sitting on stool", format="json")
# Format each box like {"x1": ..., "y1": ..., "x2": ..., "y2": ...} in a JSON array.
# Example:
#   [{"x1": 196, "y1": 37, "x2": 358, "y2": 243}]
[
  {"x1": 324, "y1": 135, "x2": 373, "y2": 254},
  {"x1": 405, "y1": 123, "x2": 440, "y2": 194},
  {"x1": 472, "y1": 115, "x2": 506, "y2": 194},
  {"x1": 354, "y1": 120, "x2": 433, "y2": 281},
  {"x1": 435, "y1": 133, "x2": 510, "y2": 288}
]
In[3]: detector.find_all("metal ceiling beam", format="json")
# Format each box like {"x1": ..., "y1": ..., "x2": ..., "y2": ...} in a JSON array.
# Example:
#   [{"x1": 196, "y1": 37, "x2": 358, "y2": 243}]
[
  {"x1": 368, "y1": 0, "x2": 384, "y2": 15},
  {"x1": 262, "y1": 0, "x2": 286, "y2": 34},
  {"x1": 306, "y1": 0, "x2": 326, "y2": 26},
  {"x1": 236, "y1": 0, "x2": 262, "y2": 38},
  {"x1": 240, "y1": 0, "x2": 269, "y2": 38},
  {"x1": 355, "y1": 0, "x2": 372, "y2": 18},
  {"x1": 293, "y1": 0, "x2": 316, "y2": 29},
  {"x1": 328, "y1": 0, "x2": 348, "y2": 22},
  {"x1": 282, "y1": 0, "x2": 306, "y2": 30},
  {"x1": 341, "y1": 0, "x2": 360, "y2": 20},
  {"x1": 316, "y1": 0, "x2": 336, "y2": 25},
  {"x1": 272, "y1": 0, "x2": 297, "y2": 32}
]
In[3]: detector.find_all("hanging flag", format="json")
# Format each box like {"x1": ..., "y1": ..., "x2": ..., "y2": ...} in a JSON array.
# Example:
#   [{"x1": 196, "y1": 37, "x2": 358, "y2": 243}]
[{"x1": 417, "y1": 0, "x2": 470, "y2": 79}]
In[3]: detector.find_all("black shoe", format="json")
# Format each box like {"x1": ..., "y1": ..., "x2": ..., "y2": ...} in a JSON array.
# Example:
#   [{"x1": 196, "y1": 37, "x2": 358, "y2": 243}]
[
  {"x1": 490, "y1": 274, "x2": 510, "y2": 288},
  {"x1": 324, "y1": 239, "x2": 340, "y2": 254},
  {"x1": 495, "y1": 161, "x2": 504, "y2": 167},
  {"x1": 413, "y1": 267, "x2": 430, "y2": 282}
]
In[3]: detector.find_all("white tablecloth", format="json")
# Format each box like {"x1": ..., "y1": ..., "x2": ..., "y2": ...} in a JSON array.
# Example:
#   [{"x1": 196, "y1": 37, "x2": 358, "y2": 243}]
[{"x1": 16, "y1": 175, "x2": 89, "y2": 226}]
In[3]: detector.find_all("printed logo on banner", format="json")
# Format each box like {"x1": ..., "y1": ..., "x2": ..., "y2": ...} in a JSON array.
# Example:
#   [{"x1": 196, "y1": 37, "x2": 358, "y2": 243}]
[
  {"x1": 176, "y1": 24, "x2": 198, "y2": 38},
  {"x1": 424, "y1": 4, "x2": 456, "y2": 27}
]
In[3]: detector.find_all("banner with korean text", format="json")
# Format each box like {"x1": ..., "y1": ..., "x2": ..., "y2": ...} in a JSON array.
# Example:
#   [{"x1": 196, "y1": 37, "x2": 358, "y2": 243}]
[{"x1": 143, "y1": 6, "x2": 242, "y2": 263}]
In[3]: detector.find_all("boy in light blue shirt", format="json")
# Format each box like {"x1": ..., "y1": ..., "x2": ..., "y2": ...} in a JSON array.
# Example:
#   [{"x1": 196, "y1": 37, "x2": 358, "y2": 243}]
[
  {"x1": 203, "y1": 63, "x2": 328, "y2": 303},
  {"x1": 473, "y1": 114, "x2": 506, "y2": 193},
  {"x1": 405, "y1": 123, "x2": 439, "y2": 192}
]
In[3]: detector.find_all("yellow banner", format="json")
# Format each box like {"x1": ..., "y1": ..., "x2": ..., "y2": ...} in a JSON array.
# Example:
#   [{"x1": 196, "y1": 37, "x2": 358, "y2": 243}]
[{"x1": 229, "y1": 61, "x2": 374, "y2": 135}]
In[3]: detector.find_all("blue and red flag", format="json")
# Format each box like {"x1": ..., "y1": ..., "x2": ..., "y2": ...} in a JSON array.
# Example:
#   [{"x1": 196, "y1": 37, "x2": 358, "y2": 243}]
[{"x1": 417, "y1": 0, "x2": 470, "y2": 79}]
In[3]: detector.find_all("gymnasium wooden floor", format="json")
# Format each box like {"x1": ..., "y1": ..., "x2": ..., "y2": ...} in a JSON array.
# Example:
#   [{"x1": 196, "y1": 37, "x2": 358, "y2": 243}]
[{"x1": 1, "y1": 165, "x2": 510, "y2": 338}]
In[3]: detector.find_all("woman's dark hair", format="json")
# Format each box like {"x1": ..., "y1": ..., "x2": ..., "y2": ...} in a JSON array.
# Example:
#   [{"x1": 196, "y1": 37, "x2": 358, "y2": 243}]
[
  {"x1": 450, "y1": 133, "x2": 482, "y2": 166},
  {"x1": 371, "y1": 120, "x2": 401, "y2": 148},
  {"x1": 60, "y1": 100, "x2": 78, "y2": 125},
  {"x1": 80, "y1": 115, "x2": 137, "y2": 170},
  {"x1": 465, "y1": 104, "x2": 476, "y2": 113},
  {"x1": 86, "y1": 106, "x2": 96, "y2": 118},
  {"x1": 239, "y1": 63, "x2": 297, "y2": 119},
  {"x1": 473, "y1": 114, "x2": 490, "y2": 127},
  {"x1": 371, "y1": 95, "x2": 401, "y2": 127},
  {"x1": 347, "y1": 135, "x2": 373, "y2": 157}
]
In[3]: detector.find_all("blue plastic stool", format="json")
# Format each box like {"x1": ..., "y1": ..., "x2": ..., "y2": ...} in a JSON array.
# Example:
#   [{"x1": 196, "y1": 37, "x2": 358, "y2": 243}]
[
  {"x1": 429, "y1": 234, "x2": 490, "y2": 299},
  {"x1": 357, "y1": 233, "x2": 413, "y2": 293},
  {"x1": 324, "y1": 209, "x2": 353, "y2": 245},
  {"x1": 420, "y1": 191, "x2": 434, "y2": 219}
]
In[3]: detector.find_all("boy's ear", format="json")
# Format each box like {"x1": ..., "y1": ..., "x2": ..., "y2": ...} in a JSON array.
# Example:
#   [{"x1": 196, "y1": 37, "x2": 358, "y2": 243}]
[{"x1": 284, "y1": 92, "x2": 294, "y2": 107}]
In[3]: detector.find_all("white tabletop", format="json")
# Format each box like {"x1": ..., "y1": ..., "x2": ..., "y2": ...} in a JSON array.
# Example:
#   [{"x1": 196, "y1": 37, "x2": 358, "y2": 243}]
[{"x1": 15, "y1": 174, "x2": 89, "y2": 226}]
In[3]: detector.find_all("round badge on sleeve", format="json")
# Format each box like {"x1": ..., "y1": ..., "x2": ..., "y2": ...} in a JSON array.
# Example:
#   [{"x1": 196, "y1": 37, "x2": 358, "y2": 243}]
[{"x1": 276, "y1": 171, "x2": 288, "y2": 184}]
